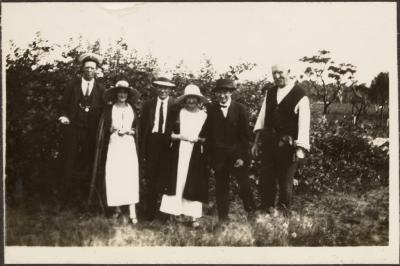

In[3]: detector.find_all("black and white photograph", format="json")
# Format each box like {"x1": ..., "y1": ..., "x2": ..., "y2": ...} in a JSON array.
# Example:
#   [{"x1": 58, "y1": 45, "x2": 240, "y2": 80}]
[{"x1": 2, "y1": 1, "x2": 399, "y2": 264}]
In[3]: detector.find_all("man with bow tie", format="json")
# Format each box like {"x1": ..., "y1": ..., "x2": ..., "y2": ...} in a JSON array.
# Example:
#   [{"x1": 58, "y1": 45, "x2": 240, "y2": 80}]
[
  {"x1": 251, "y1": 64, "x2": 310, "y2": 215},
  {"x1": 138, "y1": 77, "x2": 176, "y2": 221},
  {"x1": 203, "y1": 78, "x2": 256, "y2": 222},
  {"x1": 58, "y1": 53, "x2": 105, "y2": 206}
]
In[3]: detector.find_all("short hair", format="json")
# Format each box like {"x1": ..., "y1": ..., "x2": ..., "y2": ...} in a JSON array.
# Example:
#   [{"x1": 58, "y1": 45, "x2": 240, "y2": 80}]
[{"x1": 271, "y1": 64, "x2": 290, "y2": 73}]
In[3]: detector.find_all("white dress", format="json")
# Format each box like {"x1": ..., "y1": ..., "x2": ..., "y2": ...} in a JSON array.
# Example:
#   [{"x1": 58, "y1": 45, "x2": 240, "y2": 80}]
[
  {"x1": 105, "y1": 104, "x2": 139, "y2": 206},
  {"x1": 160, "y1": 108, "x2": 207, "y2": 218}
]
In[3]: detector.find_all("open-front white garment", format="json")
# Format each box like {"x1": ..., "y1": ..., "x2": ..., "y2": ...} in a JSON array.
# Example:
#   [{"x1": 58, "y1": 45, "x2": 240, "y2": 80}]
[
  {"x1": 160, "y1": 108, "x2": 207, "y2": 218},
  {"x1": 105, "y1": 104, "x2": 139, "y2": 206}
]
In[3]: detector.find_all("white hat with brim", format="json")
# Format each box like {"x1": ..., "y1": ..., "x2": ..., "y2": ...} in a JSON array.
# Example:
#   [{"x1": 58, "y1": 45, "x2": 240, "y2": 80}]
[
  {"x1": 78, "y1": 52, "x2": 103, "y2": 66},
  {"x1": 176, "y1": 84, "x2": 208, "y2": 104},
  {"x1": 153, "y1": 77, "x2": 176, "y2": 87},
  {"x1": 104, "y1": 80, "x2": 139, "y2": 103}
]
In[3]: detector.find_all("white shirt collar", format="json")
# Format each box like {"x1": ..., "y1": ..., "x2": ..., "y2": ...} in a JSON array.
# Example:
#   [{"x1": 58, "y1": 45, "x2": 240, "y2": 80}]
[
  {"x1": 157, "y1": 96, "x2": 169, "y2": 104},
  {"x1": 277, "y1": 80, "x2": 295, "y2": 93},
  {"x1": 276, "y1": 80, "x2": 295, "y2": 104},
  {"x1": 81, "y1": 78, "x2": 95, "y2": 95},
  {"x1": 82, "y1": 77, "x2": 94, "y2": 85}
]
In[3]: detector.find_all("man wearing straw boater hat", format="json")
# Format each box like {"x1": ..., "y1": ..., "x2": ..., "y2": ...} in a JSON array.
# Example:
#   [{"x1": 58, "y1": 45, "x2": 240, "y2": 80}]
[
  {"x1": 138, "y1": 76, "x2": 176, "y2": 221},
  {"x1": 251, "y1": 64, "x2": 310, "y2": 215},
  {"x1": 58, "y1": 52, "x2": 105, "y2": 206},
  {"x1": 204, "y1": 78, "x2": 256, "y2": 222}
]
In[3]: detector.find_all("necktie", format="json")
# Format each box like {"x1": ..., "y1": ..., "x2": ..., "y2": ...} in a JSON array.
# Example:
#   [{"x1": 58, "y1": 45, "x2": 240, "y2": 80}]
[
  {"x1": 85, "y1": 82, "x2": 90, "y2": 96},
  {"x1": 220, "y1": 104, "x2": 228, "y2": 109},
  {"x1": 158, "y1": 101, "x2": 164, "y2": 133}
]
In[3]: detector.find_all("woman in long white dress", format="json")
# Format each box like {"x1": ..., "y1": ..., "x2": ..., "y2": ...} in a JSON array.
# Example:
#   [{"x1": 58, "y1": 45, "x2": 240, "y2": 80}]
[
  {"x1": 93, "y1": 80, "x2": 140, "y2": 224},
  {"x1": 160, "y1": 84, "x2": 209, "y2": 227}
]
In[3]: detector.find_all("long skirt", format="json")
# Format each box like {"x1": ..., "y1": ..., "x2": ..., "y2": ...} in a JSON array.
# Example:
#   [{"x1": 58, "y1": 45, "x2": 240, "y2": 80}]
[
  {"x1": 160, "y1": 140, "x2": 202, "y2": 218},
  {"x1": 105, "y1": 133, "x2": 139, "y2": 206}
]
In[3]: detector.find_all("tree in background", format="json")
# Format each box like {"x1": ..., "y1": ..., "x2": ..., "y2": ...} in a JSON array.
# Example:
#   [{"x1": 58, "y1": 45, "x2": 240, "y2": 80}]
[
  {"x1": 349, "y1": 83, "x2": 370, "y2": 125},
  {"x1": 328, "y1": 62, "x2": 357, "y2": 102},
  {"x1": 221, "y1": 62, "x2": 257, "y2": 80},
  {"x1": 171, "y1": 57, "x2": 217, "y2": 99},
  {"x1": 5, "y1": 34, "x2": 161, "y2": 203},
  {"x1": 5, "y1": 35, "x2": 262, "y2": 203},
  {"x1": 6, "y1": 33, "x2": 59, "y2": 202},
  {"x1": 369, "y1": 72, "x2": 389, "y2": 125},
  {"x1": 299, "y1": 50, "x2": 357, "y2": 117},
  {"x1": 5, "y1": 34, "x2": 390, "y2": 206}
]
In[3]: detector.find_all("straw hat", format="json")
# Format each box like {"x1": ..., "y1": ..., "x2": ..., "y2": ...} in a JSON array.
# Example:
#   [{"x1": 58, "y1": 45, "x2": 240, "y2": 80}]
[
  {"x1": 176, "y1": 84, "x2": 208, "y2": 104},
  {"x1": 78, "y1": 52, "x2": 103, "y2": 66},
  {"x1": 153, "y1": 77, "x2": 176, "y2": 87},
  {"x1": 104, "y1": 80, "x2": 139, "y2": 103}
]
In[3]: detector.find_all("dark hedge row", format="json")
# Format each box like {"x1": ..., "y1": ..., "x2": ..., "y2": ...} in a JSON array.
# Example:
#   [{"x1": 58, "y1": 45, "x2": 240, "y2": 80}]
[{"x1": 5, "y1": 37, "x2": 389, "y2": 204}]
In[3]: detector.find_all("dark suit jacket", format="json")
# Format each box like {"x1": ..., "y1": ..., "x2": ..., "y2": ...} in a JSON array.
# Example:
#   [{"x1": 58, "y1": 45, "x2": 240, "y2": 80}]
[
  {"x1": 60, "y1": 78, "x2": 105, "y2": 126},
  {"x1": 204, "y1": 100, "x2": 250, "y2": 165},
  {"x1": 138, "y1": 97, "x2": 175, "y2": 160}
]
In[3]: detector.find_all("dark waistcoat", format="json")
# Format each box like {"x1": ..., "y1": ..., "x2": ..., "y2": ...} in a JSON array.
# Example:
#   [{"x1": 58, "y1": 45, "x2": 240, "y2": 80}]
[
  {"x1": 74, "y1": 91, "x2": 94, "y2": 128},
  {"x1": 264, "y1": 85, "x2": 305, "y2": 140}
]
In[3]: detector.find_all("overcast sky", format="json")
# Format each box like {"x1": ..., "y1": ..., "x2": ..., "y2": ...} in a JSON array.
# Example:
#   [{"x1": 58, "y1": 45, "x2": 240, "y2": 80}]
[{"x1": 2, "y1": 2, "x2": 397, "y2": 83}]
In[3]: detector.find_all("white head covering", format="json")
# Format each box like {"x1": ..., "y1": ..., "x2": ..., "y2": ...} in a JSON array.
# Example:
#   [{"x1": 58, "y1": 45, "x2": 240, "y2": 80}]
[{"x1": 176, "y1": 84, "x2": 208, "y2": 104}]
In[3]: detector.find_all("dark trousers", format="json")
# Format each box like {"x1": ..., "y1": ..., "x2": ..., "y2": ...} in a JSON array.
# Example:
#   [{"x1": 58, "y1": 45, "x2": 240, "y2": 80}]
[
  {"x1": 213, "y1": 149, "x2": 255, "y2": 220},
  {"x1": 259, "y1": 143, "x2": 298, "y2": 211},
  {"x1": 144, "y1": 133, "x2": 169, "y2": 220},
  {"x1": 61, "y1": 124, "x2": 96, "y2": 204}
]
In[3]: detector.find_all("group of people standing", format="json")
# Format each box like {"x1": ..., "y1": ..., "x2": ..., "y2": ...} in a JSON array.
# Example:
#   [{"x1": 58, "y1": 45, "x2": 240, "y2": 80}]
[{"x1": 58, "y1": 53, "x2": 310, "y2": 227}]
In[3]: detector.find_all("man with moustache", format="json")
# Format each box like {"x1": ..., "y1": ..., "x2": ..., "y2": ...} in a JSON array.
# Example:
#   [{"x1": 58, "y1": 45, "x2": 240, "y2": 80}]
[
  {"x1": 138, "y1": 77, "x2": 176, "y2": 221},
  {"x1": 251, "y1": 64, "x2": 310, "y2": 215},
  {"x1": 58, "y1": 53, "x2": 105, "y2": 206},
  {"x1": 204, "y1": 78, "x2": 256, "y2": 222}
]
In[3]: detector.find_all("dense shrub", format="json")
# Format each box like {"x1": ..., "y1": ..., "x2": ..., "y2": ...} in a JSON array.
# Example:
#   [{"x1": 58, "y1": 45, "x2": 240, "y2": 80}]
[
  {"x1": 296, "y1": 117, "x2": 389, "y2": 194},
  {"x1": 5, "y1": 36, "x2": 389, "y2": 204}
]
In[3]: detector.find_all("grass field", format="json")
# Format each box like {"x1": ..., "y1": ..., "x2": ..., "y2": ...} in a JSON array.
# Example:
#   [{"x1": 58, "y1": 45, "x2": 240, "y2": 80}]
[
  {"x1": 5, "y1": 102, "x2": 389, "y2": 247},
  {"x1": 6, "y1": 186, "x2": 388, "y2": 246},
  {"x1": 311, "y1": 102, "x2": 388, "y2": 123}
]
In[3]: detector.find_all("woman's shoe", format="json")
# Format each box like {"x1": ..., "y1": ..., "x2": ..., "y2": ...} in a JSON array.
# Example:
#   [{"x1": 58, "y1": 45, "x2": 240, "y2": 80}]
[
  {"x1": 112, "y1": 207, "x2": 123, "y2": 220},
  {"x1": 130, "y1": 218, "x2": 138, "y2": 225},
  {"x1": 112, "y1": 212, "x2": 122, "y2": 220}
]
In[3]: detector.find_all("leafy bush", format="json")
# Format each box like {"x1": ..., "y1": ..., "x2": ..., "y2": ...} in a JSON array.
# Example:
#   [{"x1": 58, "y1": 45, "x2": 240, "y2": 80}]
[
  {"x1": 5, "y1": 35, "x2": 389, "y2": 204},
  {"x1": 296, "y1": 117, "x2": 389, "y2": 194}
]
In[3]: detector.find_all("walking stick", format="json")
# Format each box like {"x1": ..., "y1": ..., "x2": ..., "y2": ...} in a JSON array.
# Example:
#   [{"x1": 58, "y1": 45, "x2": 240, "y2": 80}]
[
  {"x1": 95, "y1": 186, "x2": 105, "y2": 214},
  {"x1": 88, "y1": 115, "x2": 105, "y2": 206}
]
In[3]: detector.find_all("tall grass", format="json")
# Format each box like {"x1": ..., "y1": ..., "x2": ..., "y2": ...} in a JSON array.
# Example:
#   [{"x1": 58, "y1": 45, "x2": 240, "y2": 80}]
[{"x1": 6, "y1": 187, "x2": 388, "y2": 246}]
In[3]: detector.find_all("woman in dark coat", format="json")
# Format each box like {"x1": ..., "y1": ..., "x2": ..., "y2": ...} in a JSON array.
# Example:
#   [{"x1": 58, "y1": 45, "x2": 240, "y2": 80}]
[
  {"x1": 91, "y1": 80, "x2": 140, "y2": 224},
  {"x1": 159, "y1": 84, "x2": 209, "y2": 227}
]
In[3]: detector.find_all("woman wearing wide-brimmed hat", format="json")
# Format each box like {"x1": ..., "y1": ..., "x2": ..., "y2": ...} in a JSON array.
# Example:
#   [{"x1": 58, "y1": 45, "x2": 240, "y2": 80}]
[
  {"x1": 159, "y1": 84, "x2": 209, "y2": 227},
  {"x1": 91, "y1": 80, "x2": 140, "y2": 224}
]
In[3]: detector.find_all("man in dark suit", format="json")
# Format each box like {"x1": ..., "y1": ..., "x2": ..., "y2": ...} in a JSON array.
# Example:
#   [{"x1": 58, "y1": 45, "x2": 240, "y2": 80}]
[
  {"x1": 138, "y1": 77, "x2": 176, "y2": 221},
  {"x1": 58, "y1": 53, "x2": 105, "y2": 205},
  {"x1": 205, "y1": 78, "x2": 256, "y2": 222}
]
